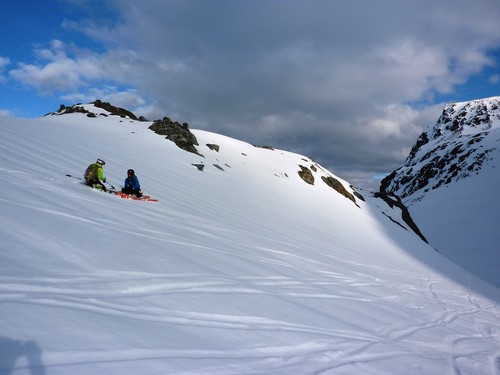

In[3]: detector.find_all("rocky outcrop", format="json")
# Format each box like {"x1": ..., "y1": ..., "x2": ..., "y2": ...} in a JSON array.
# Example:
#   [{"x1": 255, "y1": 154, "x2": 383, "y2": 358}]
[
  {"x1": 46, "y1": 100, "x2": 147, "y2": 121},
  {"x1": 149, "y1": 117, "x2": 201, "y2": 155},
  {"x1": 321, "y1": 176, "x2": 357, "y2": 205},
  {"x1": 296, "y1": 164, "x2": 359, "y2": 206},
  {"x1": 298, "y1": 165, "x2": 315, "y2": 185},
  {"x1": 92, "y1": 100, "x2": 147, "y2": 121},
  {"x1": 47, "y1": 104, "x2": 92, "y2": 117},
  {"x1": 254, "y1": 145, "x2": 275, "y2": 150},
  {"x1": 206, "y1": 144, "x2": 220, "y2": 152},
  {"x1": 374, "y1": 191, "x2": 428, "y2": 243}
]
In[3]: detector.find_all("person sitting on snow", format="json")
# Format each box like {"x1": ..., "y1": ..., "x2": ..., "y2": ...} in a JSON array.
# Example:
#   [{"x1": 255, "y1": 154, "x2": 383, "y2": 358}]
[
  {"x1": 121, "y1": 169, "x2": 142, "y2": 197},
  {"x1": 84, "y1": 158, "x2": 107, "y2": 192}
]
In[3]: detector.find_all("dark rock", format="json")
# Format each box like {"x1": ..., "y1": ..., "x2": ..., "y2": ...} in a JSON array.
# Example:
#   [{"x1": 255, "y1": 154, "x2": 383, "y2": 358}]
[
  {"x1": 45, "y1": 100, "x2": 147, "y2": 121},
  {"x1": 408, "y1": 132, "x2": 429, "y2": 160},
  {"x1": 149, "y1": 117, "x2": 201, "y2": 155},
  {"x1": 50, "y1": 104, "x2": 88, "y2": 116},
  {"x1": 254, "y1": 145, "x2": 275, "y2": 150},
  {"x1": 350, "y1": 185, "x2": 365, "y2": 201},
  {"x1": 92, "y1": 100, "x2": 146, "y2": 121},
  {"x1": 374, "y1": 192, "x2": 428, "y2": 243},
  {"x1": 298, "y1": 165, "x2": 314, "y2": 185},
  {"x1": 321, "y1": 176, "x2": 357, "y2": 204},
  {"x1": 207, "y1": 144, "x2": 220, "y2": 152}
]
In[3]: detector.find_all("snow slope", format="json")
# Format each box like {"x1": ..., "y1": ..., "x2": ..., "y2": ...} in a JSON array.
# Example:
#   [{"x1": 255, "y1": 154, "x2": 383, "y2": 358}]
[{"x1": 0, "y1": 105, "x2": 499, "y2": 375}]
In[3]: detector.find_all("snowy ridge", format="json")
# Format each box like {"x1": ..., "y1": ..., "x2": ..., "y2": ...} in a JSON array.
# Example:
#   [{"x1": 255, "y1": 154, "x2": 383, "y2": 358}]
[
  {"x1": 0, "y1": 103, "x2": 499, "y2": 374},
  {"x1": 381, "y1": 96, "x2": 500, "y2": 202}
]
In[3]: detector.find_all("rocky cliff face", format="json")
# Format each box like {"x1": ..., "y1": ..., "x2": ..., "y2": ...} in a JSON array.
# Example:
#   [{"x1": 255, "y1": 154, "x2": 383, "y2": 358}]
[{"x1": 380, "y1": 96, "x2": 500, "y2": 202}]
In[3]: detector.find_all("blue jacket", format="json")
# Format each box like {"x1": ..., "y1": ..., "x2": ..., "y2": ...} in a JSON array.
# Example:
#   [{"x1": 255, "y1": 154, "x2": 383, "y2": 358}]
[{"x1": 124, "y1": 175, "x2": 140, "y2": 190}]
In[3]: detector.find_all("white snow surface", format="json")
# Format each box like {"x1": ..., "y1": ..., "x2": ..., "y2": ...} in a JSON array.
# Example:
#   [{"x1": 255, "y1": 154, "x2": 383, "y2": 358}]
[
  {"x1": 0, "y1": 107, "x2": 499, "y2": 374},
  {"x1": 405, "y1": 135, "x2": 500, "y2": 288}
]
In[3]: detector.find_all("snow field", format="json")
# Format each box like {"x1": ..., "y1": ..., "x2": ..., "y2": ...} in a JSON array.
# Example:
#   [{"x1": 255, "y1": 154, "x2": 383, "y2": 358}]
[{"x1": 0, "y1": 110, "x2": 499, "y2": 374}]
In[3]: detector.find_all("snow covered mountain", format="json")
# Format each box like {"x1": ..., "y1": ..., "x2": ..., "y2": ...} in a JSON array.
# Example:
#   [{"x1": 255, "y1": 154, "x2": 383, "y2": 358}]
[
  {"x1": 381, "y1": 96, "x2": 500, "y2": 201},
  {"x1": 0, "y1": 101, "x2": 499, "y2": 374},
  {"x1": 381, "y1": 96, "x2": 500, "y2": 287}
]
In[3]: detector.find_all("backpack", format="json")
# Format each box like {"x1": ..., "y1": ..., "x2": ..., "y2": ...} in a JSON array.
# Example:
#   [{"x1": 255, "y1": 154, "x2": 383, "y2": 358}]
[{"x1": 84, "y1": 163, "x2": 98, "y2": 182}]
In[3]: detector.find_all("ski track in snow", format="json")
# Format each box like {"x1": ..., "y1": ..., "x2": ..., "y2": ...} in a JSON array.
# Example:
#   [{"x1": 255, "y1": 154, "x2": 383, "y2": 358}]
[{"x1": 2, "y1": 269, "x2": 499, "y2": 374}]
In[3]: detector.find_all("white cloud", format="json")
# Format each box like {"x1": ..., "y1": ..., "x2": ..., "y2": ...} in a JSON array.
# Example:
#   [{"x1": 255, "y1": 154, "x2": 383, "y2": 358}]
[
  {"x1": 488, "y1": 74, "x2": 500, "y2": 85},
  {"x1": 10, "y1": 41, "x2": 97, "y2": 92},
  {"x1": 0, "y1": 108, "x2": 13, "y2": 117},
  {"x1": 0, "y1": 56, "x2": 10, "y2": 70},
  {"x1": 8, "y1": 40, "x2": 148, "y2": 102},
  {"x1": 359, "y1": 104, "x2": 422, "y2": 143},
  {"x1": 0, "y1": 56, "x2": 11, "y2": 82}
]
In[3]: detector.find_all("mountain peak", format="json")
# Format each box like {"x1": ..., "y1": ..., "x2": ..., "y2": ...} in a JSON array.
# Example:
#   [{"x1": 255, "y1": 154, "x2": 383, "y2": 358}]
[
  {"x1": 432, "y1": 96, "x2": 500, "y2": 138},
  {"x1": 381, "y1": 96, "x2": 500, "y2": 201}
]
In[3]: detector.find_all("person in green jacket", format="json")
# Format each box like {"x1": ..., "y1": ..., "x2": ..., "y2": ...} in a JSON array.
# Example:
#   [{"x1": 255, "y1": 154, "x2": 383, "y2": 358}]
[{"x1": 84, "y1": 158, "x2": 107, "y2": 191}]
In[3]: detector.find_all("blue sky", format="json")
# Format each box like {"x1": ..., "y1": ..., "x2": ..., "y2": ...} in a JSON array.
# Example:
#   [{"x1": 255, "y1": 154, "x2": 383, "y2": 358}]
[{"x1": 1, "y1": 0, "x2": 499, "y2": 189}]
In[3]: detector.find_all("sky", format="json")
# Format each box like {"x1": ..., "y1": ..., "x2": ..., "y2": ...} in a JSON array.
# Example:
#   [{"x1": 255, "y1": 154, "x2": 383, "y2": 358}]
[
  {"x1": 1, "y1": 0, "x2": 500, "y2": 189},
  {"x1": 0, "y1": 106, "x2": 499, "y2": 374}
]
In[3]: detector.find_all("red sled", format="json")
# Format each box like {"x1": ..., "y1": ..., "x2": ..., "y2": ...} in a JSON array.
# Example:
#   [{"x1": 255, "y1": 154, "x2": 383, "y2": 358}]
[{"x1": 114, "y1": 192, "x2": 158, "y2": 202}]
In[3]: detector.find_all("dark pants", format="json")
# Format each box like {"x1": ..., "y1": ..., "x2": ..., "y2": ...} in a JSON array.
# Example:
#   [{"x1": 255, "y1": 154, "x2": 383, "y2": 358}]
[
  {"x1": 121, "y1": 186, "x2": 142, "y2": 197},
  {"x1": 86, "y1": 179, "x2": 107, "y2": 192}
]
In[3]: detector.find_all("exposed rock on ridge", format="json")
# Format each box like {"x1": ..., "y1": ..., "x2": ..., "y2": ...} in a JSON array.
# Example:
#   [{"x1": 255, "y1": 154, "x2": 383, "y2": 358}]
[
  {"x1": 298, "y1": 165, "x2": 315, "y2": 185},
  {"x1": 322, "y1": 176, "x2": 357, "y2": 205},
  {"x1": 46, "y1": 100, "x2": 147, "y2": 121},
  {"x1": 148, "y1": 117, "x2": 201, "y2": 156},
  {"x1": 92, "y1": 100, "x2": 148, "y2": 121},
  {"x1": 297, "y1": 163, "x2": 360, "y2": 206}
]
